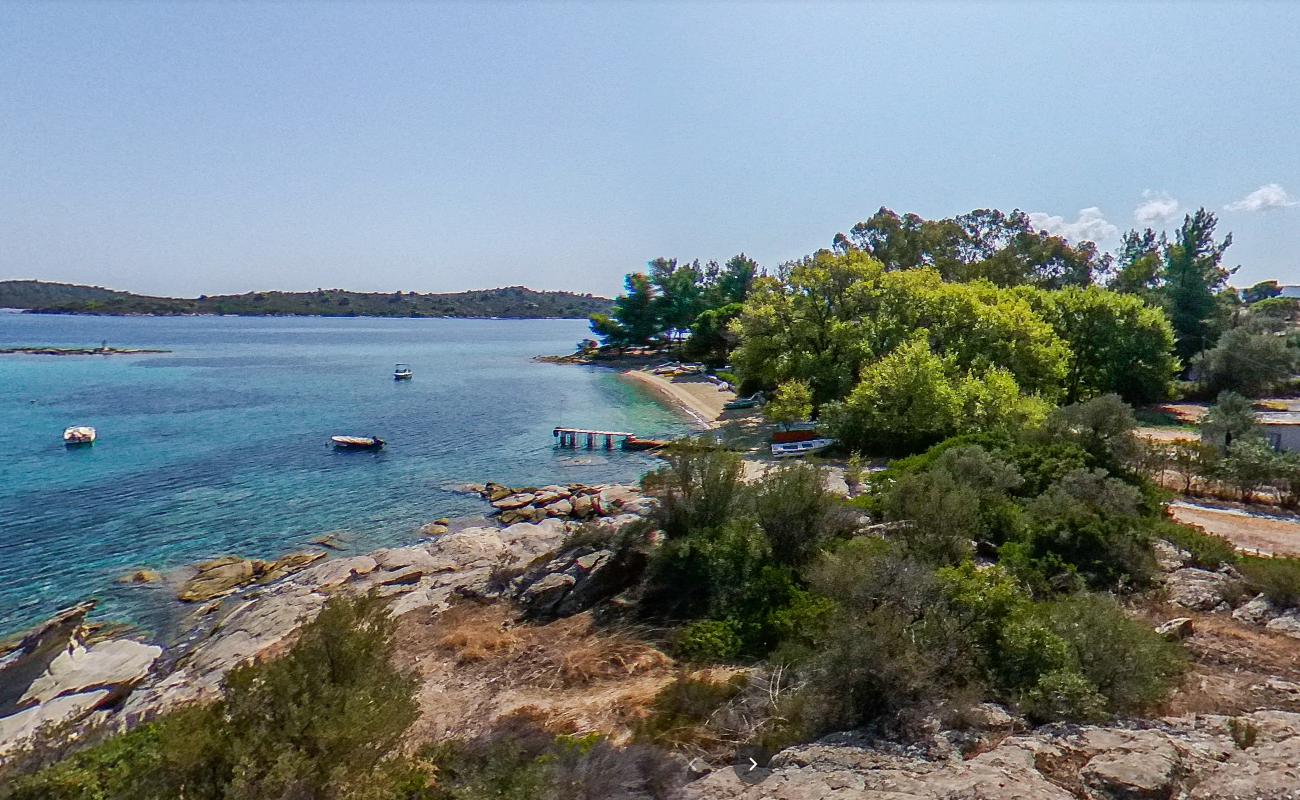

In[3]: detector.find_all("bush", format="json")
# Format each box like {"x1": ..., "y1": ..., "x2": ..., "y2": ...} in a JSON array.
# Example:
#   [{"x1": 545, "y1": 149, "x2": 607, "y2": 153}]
[
  {"x1": 676, "y1": 620, "x2": 743, "y2": 662},
  {"x1": 1239, "y1": 556, "x2": 1300, "y2": 608},
  {"x1": 763, "y1": 379, "x2": 813, "y2": 427},
  {"x1": 643, "y1": 445, "x2": 746, "y2": 540},
  {"x1": 1020, "y1": 669, "x2": 1108, "y2": 723},
  {"x1": 1158, "y1": 521, "x2": 1238, "y2": 570},
  {"x1": 635, "y1": 673, "x2": 748, "y2": 749},
  {"x1": 751, "y1": 460, "x2": 859, "y2": 568}
]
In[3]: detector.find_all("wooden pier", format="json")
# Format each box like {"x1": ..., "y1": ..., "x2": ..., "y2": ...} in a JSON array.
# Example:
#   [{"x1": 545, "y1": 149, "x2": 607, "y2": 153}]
[{"x1": 553, "y1": 427, "x2": 632, "y2": 449}]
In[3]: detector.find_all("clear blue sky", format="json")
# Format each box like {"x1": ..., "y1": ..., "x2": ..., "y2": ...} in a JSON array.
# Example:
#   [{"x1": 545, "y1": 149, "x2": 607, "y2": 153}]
[{"x1": 2, "y1": 1, "x2": 1297, "y2": 297}]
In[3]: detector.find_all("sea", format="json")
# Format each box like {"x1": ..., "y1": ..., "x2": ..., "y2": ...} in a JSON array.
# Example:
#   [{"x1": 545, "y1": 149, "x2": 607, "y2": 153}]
[{"x1": 0, "y1": 312, "x2": 693, "y2": 639}]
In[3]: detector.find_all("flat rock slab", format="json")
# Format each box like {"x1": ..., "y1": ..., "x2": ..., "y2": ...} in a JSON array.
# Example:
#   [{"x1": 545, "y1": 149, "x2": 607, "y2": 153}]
[{"x1": 21, "y1": 639, "x2": 162, "y2": 706}]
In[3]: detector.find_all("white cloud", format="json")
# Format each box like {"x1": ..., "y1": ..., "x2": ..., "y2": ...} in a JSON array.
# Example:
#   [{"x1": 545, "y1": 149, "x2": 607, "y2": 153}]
[
  {"x1": 1027, "y1": 207, "x2": 1119, "y2": 245},
  {"x1": 1134, "y1": 190, "x2": 1180, "y2": 225},
  {"x1": 1225, "y1": 183, "x2": 1297, "y2": 212}
]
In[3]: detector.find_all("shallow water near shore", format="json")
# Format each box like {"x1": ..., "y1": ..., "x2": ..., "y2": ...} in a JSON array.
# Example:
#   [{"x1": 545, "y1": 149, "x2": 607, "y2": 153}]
[{"x1": 0, "y1": 313, "x2": 692, "y2": 638}]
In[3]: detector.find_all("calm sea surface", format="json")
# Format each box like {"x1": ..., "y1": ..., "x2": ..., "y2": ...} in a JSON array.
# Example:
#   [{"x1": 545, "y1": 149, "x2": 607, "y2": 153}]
[{"x1": 0, "y1": 313, "x2": 691, "y2": 638}]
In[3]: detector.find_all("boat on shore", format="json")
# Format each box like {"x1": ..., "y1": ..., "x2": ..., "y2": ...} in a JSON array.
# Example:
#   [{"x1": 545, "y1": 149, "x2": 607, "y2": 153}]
[
  {"x1": 393, "y1": 363, "x2": 413, "y2": 380},
  {"x1": 63, "y1": 426, "x2": 96, "y2": 446},
  {"x1": 331, "y1": 435, "x2": 385, "y2": 450},
  {"x1": 771, "y1": 437, "x2": 835, "y2": 458},
  {"x1": 622, "y1": 435, "x2": 670, "y2": 451},
  {"x1": 723, "y1": 391, "x2": 765, "y2": 410}
]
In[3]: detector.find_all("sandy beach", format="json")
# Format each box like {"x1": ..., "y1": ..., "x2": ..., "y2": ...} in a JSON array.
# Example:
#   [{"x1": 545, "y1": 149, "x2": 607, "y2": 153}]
[{"x1": 620, "y1": 369, "x2": 734, "y2": 428}]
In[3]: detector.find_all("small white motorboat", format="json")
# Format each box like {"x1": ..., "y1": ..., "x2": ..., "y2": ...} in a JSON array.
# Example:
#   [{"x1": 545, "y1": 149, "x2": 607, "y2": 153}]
[
  {"x1": 332, "y1": 435, "x2": 385, "y2": 450},
  {"x1": 771, "y1": 438, "x2": 835, "y2": 459},
  {"x1": 63, "y1": 426, "x2": 96, "y2": 446},
  {"x1": 393, "y1": 363, "x2": 413, "y2": 380}
]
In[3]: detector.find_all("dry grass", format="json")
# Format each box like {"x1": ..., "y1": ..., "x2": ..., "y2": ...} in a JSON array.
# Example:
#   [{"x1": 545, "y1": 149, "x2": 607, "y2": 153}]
[{"x1": 394, "y1": 600, "x2": 685, "y2": 746}]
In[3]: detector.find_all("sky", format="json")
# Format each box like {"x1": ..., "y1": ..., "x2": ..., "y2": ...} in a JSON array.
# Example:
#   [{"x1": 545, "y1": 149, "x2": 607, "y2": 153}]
[{"x1": 2, "y1": 1, "x2": 1298, "y2": 298}]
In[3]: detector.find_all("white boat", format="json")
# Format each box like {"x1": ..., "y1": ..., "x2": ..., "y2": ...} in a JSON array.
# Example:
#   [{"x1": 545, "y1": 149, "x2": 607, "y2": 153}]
[
  {"x1": 63, "y1": 426, "x2": 96, "y2": 446},
  {"x1": 771, "y1": 438, "x2": 835, "y2": 458},
  {"x1": 332, "y1": 435, "x2": 385, "y2": 450},
  {"x1": 393, "y1": 363, "x2": 413, "y2": 380}
]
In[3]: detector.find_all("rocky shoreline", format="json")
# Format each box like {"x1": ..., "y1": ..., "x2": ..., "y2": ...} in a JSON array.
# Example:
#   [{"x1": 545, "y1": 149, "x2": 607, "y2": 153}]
[{"x1": 0, "y1": 480, "x2": 649, "y2": 760}]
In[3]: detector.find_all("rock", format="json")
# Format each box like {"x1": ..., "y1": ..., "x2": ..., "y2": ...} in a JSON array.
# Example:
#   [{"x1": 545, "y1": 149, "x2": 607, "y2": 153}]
[
  {"x1": 0, "y1": 690, "x2": 111, "y2": 756},
  {"x1": 1081, "y1": 747, "x2": 1179, "y2": 800},
  {"x1": 1153, "y1": 539, "x2": 1191, "y2": 571},
  {"x1": 1233, "y1": 593, "x2": 1280, "y2": 626},
  {"x1": 433, "y1": 518, "x2": 450, "y2": 526},
  {"x1": 546, "y1": 499, "x2": 573, "y2": 517},
  {"x1": 0, "y1": 602, "x2": 97, "y2": 709},
  {"x1": 1265, "y1": 610, "x2": 1300, "y2": 640},
  {"x1": 964, "y1": 703, "x2": 1014, "y2": 729},
  {"x1": 520, "y1": 572, "x2": 575, "y2": 614},
  {"x1": 177, "y1": 556, "x2": 262, "y2": 602},
  {"x1": 418, "y1": 522, "x2": 449, "y2": 537},
  {"x1": 486, "y1": 483, "x2": 513, "y2": 502},
  {"x1": 1166, "y1": 567, "x2": 1230, "y2": 612},
  {"x1": 492, "y1": 492, "x2": 536, "y2": 510},
  {"x1": 117, "y1": 569, "x2": 161, "y2": 585},
  {"x1": 310, "y1": 533, "x2": 349, "y2": 550},
  {"x1": 373, "y1": 547, "x2": 441, "y2": 573},
  {"x1": 498, "y1": 508, "x2": 527, "y2": 525},
  {"x1": 260, "y1": 551, "x2": 326, "y2": 583},
  {"x1": 528, "y1": 506, "x2": 549, "y2": 523},
  {"x1": 570, "y1": 494, "x2": 595, "y2": 518},
  {"x1": 291, "y1": 555, "x2": 378, "y2": 589},
  {"x1": 21, "y1": 638, "x2": 161, "y2": 706},
  {"x1": 1155, "y1": 617, "x2": 1195, "y2": 640}
]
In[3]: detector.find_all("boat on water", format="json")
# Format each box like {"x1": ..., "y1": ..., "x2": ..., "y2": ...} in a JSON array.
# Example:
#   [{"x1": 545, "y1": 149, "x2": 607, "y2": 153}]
[
  {"x1": 331, "y1": 435, "x2": 385, "y2": 450},
  {"x1": 393, "y1": 363, "x2": 413, "y2": 380},
  {"x1": 622, "y1": 435, "x2": 671, "y2": 451},
  {"x1": 723, "y1": 391, "x2": 765, "y2": 410},
  {"x1": 63, "y1": 426, "x2": 96, "y2": 446},
  {"x1": 771, "y1": 438, "x2": 835, "y2": 458}
]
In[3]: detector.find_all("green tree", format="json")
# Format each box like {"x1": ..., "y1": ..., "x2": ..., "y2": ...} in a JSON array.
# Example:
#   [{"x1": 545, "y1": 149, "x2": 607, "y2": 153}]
[
  {"x1": 1200, "y1": 391, "x2": 1258, "y2": 450},
  {"x1": 1196, "y1": 327, "x2": 1296, "y2": 397},
  {"x1": 764, "y1": 379, "x2": 813, "y2": 426},
  {"x1": 1161, "y1": 209, "x2": 1235, "y2": 362},
  {"x1": 1017, "y1": 286, "x2": 1179, "y2": 404},
  {"x1": 649, "y1": 258, "x2": 707, "y2": 339},
  {"x1": 590, "y1": 272, "x2": 661, "y2": 347}
]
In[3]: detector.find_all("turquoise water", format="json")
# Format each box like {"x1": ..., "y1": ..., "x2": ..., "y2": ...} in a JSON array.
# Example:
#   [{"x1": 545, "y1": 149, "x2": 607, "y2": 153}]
[{"x1": 0, "y1": 313, "x2": 691, "y2": 638}]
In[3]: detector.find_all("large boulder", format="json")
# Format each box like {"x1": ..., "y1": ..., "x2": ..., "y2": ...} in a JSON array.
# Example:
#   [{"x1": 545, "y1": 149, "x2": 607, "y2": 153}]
[
  {"x1": 178, "y1": 556, "x2": 261, "y2": 602},
  {"x1": 1265, "y1": 610, "x2": 1300, "y2": 640},
  {"x1": 1233, "y1": 593, "x2": 1280, "y2": 626},
  {"x1": 1166, "y1": 567, "x2": 1230, "y2": 612}
]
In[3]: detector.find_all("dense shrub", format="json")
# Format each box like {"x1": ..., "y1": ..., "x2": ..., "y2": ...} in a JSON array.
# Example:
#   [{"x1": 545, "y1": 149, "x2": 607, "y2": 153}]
[
  {"x1": 751, "y1": 460, "x2": 860, "y2": 568},
  {"x1": 1157, "y1": 520, "x2": 1238, "y2": 570},
  {"x1": 643, "y1": 445, "x2": 746, "y2": 539},
  {"x1": 1196, "y1": 327, "x2": 1297, "y2": 398},
  {"x1": 1239, "y1": 556, "x2": 1300, "y2": 608}
]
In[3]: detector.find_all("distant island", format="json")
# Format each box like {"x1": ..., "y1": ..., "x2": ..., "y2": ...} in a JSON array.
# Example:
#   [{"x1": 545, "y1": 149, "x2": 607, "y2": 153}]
[{"x1": 0, "y1": 280, "x2": 613, "y2": 319}]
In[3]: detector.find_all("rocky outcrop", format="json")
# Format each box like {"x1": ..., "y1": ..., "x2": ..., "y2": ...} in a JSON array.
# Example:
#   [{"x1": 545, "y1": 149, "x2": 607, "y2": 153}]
[
  {"x1": 1166, "y1": 567, "x2": 1231, "y2": 612},
  {"x1": 682, "y1": 711, "x2": 1300, "y2": 800},
  {"x1": 176, "y1": 551, "x2": 326, "y2": 602},
  {"x1": 118, "y1": 519, "x2": 571, "y2": 725},
  {"x1": 474, "y1": 482, "x2": 651, "y2": 525},
  {"x1": 0, "y1": 602, "x2": 161, "y2": 757}
]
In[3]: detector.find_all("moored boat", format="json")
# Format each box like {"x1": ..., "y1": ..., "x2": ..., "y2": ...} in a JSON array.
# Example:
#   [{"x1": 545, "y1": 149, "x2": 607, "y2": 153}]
[
  {"x1": 771, "y1": 437, "x2": 835, "y2": 458},
  {"x1": 393, "y1": 363, "x2": 413, "y2": 380},
  {"x1": 63, "y1": 426, "x2": 96, "y2": 446},
  {"x1": 332, "y1": 435, "x2": 385, "y2": 450}
]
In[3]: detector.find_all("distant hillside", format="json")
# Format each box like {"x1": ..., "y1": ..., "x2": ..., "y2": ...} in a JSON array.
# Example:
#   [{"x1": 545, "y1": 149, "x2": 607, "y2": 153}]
[{"x1": 0, "y1": 281, "x2": 612, "y2": 319}]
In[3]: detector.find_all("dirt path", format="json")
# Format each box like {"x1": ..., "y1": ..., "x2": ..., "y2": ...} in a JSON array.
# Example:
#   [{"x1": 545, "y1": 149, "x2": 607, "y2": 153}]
[{"x1": 1170, "y1": 501, "x2": 1300, "y2": 557}]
